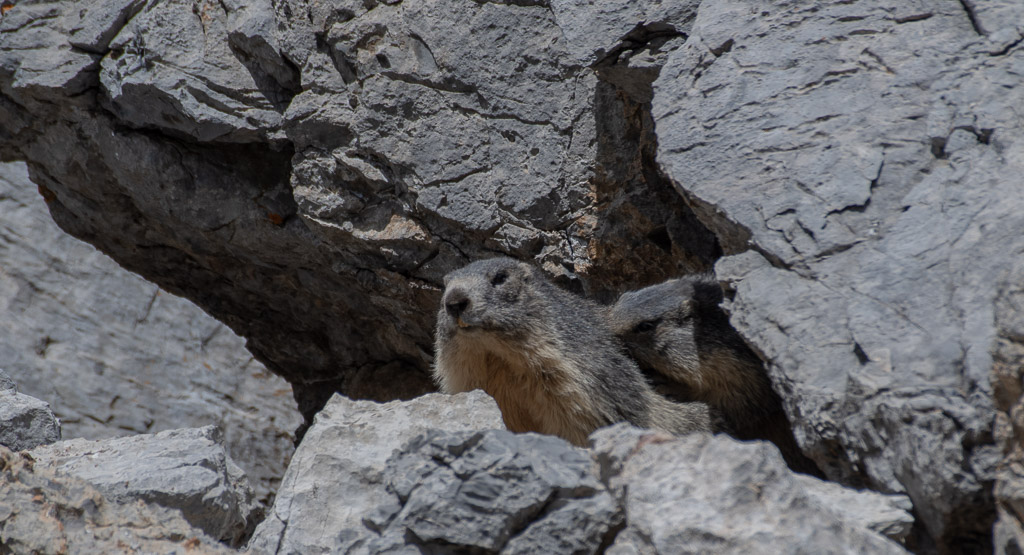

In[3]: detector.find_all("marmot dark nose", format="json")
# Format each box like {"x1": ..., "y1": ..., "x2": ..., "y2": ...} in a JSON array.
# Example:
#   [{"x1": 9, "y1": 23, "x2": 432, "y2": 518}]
[{"x1": 445, "y1": 289, "x2": 470, "y2": 319}]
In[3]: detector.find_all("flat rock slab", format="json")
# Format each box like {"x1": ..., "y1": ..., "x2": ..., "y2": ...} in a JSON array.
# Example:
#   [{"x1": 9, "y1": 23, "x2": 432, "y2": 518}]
[
  {"x1": 0, "y1": 444, "x2": 232, "y2": 554},
  {"x1": 30, "y1": 425, "x2": 260, "y2": 546}
]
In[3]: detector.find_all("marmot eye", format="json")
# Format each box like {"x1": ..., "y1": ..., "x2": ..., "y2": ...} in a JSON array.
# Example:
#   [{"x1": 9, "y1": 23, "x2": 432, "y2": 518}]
[
  {"x1": 633, "y1": 320, "x2": 657, "y2": 333},
  {"x1": 491, "y1": 271, "x2": 508, "y2": 286}
]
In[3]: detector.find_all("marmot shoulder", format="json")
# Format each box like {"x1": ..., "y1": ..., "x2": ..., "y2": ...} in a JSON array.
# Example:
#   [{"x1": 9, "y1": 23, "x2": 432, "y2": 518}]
[
  {"x1": 607, "y1": 274, "x2": 822, "y2": 475},
  {"x1": 433, "y1": 257, "x2": 722, "y2": 447}
]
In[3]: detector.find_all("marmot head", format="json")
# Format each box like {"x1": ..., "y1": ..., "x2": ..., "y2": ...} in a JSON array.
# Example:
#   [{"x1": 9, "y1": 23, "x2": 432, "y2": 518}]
[
  {"x1": 437, "y1": 257, "x2": 547, "y2": 339},
  {"x1": 607, "y1": 276, "x2": 724, "y2": 381}
]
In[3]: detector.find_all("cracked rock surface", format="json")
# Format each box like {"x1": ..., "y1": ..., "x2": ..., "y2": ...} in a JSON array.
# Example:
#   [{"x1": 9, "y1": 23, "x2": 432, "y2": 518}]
[
  {"x1": 653, "y1": 0, "x2": 1024, "y2": 550},
  {"x1": 2, "y1": 0, "x2": 1024, "y2": 551},
  {"x1": 29, "y1": 425, "x2": 261, "y2": 547},
  {"x1": 246, "y1": 390, "x2": 506, "y2": 553},
  {"x1": 0, "y1": 0, "x2": 719, "y2": 429},
  {"x1": 372, "y1": 430, "x2": 621, "y2": 554},
  {"x1": 0, "y1": 444, "x2": 233, "y2": 554},
  {"x1": 0, "y1": 160, "x2": 301, "y2": 507},
  {"x1": 592, "y1": 424, "x2": 910, "y2": 554},
  {"x1": 249, "y1": 394, "x2": 908, "y2": 554}
]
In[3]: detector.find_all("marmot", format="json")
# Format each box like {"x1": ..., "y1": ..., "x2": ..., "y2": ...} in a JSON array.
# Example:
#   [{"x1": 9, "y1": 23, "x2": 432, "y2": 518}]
[
  {"x1": 433, "y1": 257, "x2": 723, "y2": 447},
  {"x1": 607, "y1": 274, "x2": 822, "y2": 475}
]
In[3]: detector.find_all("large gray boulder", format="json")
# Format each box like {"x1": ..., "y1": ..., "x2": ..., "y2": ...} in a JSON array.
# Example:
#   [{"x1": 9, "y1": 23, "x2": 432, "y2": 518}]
[
  {"x1": 0, "y1": 159, "x2": 301, "y2": 506},
  {"x1": 591, "y1": 424, "x2": 913, "y2": 554},
  {"x1": 0, "y1": 370, "x2": 61, "y2": 451},
  {"x1": 247, "y1": 390, "x2": 506, "y2": 553},
  {"x1": 29, "y1": 426, "x2": 261, "y2": 546},
  {"x1": 652, "y1": 0, "x2": 1024, "y2": 548},
  {"x1": 0, "y1": 444, "x2": 233, "y2": 554}
]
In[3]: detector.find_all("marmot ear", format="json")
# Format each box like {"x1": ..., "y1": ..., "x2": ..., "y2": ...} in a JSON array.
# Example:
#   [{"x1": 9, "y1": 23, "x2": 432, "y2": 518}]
[{"x1": 690, "y1": 279, "x2": 723, "y2": 309}]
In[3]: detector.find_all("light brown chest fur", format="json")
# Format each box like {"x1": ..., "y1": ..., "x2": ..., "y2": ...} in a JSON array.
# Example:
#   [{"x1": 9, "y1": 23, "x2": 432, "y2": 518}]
[{"x1": 435, "y1": 331, "x2": 605, "y2": 446}]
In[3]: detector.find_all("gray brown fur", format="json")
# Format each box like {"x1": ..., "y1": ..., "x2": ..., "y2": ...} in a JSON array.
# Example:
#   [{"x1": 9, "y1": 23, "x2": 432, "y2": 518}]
[
  {"x1": 607, "y1": 274, "x2": 822, "y2": 475},
  {"x1": 433, "y1": 257, "x2": 721, "y2": 447}
]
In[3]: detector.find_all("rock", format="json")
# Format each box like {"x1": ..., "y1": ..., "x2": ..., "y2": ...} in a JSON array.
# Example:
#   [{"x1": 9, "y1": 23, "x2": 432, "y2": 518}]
[
  {"x1": 65, "y1": 0, "x2": 146, "y2": 55},
  {"x1": 3, "y1": 0, "x2": 1023, "y2": 549},
  {"x1": 0, "y1": 160, "x2": 301, "y2": 506},
  {"x1": 371, "y1": 430, "x2": 621, "y2": 554},
  {"x1": 591, "y1": 424, "x2": 908, "y2": 554},
  {"x1": 29, "y1": 426, "x2": 259, "y2": 546},
  {"x1": 0, "y1": 444, "x2": 232, "y2": 554},
  {"x1": 0, "y1": 2, "x2": 99, "y2": 105},
  {"x1": 794, "y1": 475, "x2": 914, "y2": 542},
  {"x1": 0, "y1": 386, "x2": 61, "y2": 452},
  {"x1": 652, "y1": 0, "x2": 1023, "y2": 548},
  {"x1": 993, "y1": 261, "x2": 1024, "y2": 554},
  {"x1": 247, "y1": 390, "x2": 506, "y2": 553},
  {"x1": 0, "y1": 369, "x2": 16, "y2": 391},
  {"x1": 99, "y1": 0, "x2": 284, "y2": 143},
  {"x1": 259, "y1": 416, "x2": 911, "y2": 554},
  {"x1": 0, "y1": 0, "x2": 720, "y2": 429}
]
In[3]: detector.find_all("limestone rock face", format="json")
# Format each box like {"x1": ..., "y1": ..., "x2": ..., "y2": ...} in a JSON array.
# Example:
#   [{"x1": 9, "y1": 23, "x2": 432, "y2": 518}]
[
  {"x1": 591, "y1": 425, "x2": 910, "y2": 554},
  {"x1": 793, "y1": 474, "x2": 915, "y2": 543},
  {"x1": 250, "y1": 394, "x2": 907, "y2": 554},
  {"x1": 0, "y1": 444, "x2": 233, "y2": 554},
  {"x1": 371, "y1": 429, "x2": 622, "y2": 554},
  {"x1": 0, "y1": 160, "x2": 301, "y2": 506},
  {"x1": 2, "y1": 0, "x2": 1023, "y2": 550},
  {"x1": 247, "y1": 390, "x2": 506, "y2": 553},
  {"x1": 652, "y1": 1, "x2": 1024, "y2": 549},
  {"x1": 0, "y1": 0, "x2": 719, "y2": 426},
  {"x1": 29, "y1": 426, "x2": 261, "y2": 546}
]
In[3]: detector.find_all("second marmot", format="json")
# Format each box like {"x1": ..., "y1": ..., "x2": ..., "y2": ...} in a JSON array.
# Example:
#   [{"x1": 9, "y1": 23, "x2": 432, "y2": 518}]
[
  {"x1": 607, "y1": 274, "x2": 821, "y2": 475},
  {"x1": 433, "y1": 257, "x2": 724, "y2": 447}
]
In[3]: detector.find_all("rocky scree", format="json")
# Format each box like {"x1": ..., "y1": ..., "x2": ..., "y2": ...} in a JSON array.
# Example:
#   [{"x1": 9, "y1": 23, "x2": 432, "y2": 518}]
[{"x1": 2, "y1": 0, "x2": 1023, "y2": 551}]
